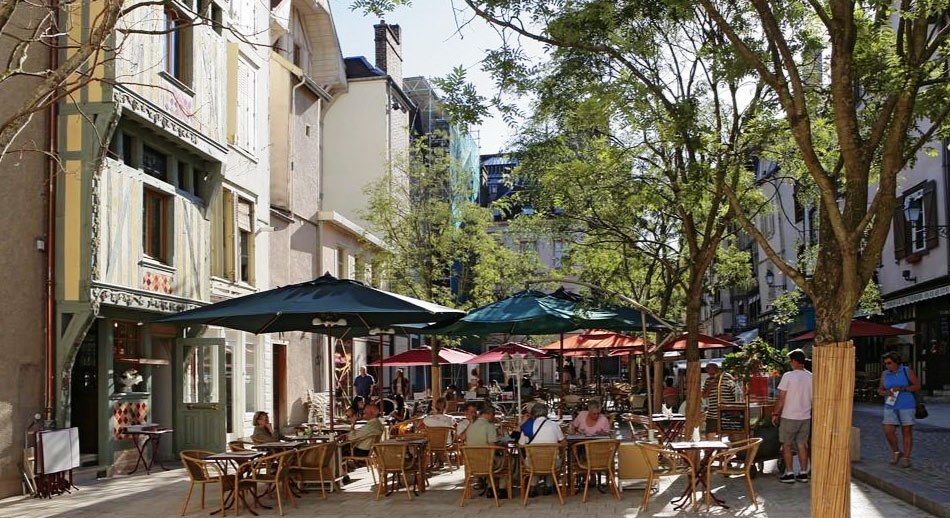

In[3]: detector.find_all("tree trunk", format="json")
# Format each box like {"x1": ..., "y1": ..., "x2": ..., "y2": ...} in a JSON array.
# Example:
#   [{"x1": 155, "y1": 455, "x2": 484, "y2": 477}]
[
  {"x1": 811, "y1": 341, "x2": 855, "y2": 517},
  {"x1": 430, "y1": 340, "x2": 442, "y2": 397},
  {"x1": 683, "y1": 294, "x2": 704, "y2": 433}
]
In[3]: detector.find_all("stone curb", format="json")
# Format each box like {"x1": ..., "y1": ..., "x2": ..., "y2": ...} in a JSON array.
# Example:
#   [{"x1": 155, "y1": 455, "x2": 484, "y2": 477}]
[{"x1": 852, "y1": 460, "x2": 950, "y2": 518}]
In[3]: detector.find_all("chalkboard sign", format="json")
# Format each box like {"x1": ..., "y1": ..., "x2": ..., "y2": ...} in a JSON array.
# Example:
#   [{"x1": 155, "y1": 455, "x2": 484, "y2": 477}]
[{"x1": 719, "y1": 406, "x2": 747, "y2": 433}]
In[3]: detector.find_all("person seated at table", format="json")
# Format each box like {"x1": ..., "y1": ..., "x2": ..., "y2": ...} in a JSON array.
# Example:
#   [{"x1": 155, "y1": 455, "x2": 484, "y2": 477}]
[
  {"x1": 469, "y1": 368, "x2": 481, "y2": 390},
  {"x1": 465, "y1": 405, "x2": 508, "y2": 498},
  {"x1": 662, "y1": 377, "x2": 679, "y2": 409},
  {"x1": 475, "y1": 379, "x2": 490, "y2": 399},
  {"x1": 422, "y1": 397, "x2": 455, "y2": 429},
  {"x1": 351, "y1": 395, "x2": 366, "y2": 418},
  {"x1": 251, "y1": 411, "x2": 280, "y2": 443},
  {"x1": 518, "y1": 402, "x2": 565, "y2": 496},
  {"x1": 504, "y1": 376, "x2": 515, "y2": 393},
  {"x1": 340, "y1": 404, "x2": 384, "y2": 457},
  {"x1": 456, "y1": 402, "x2": 480, "y2": 443},
  {"x1": 489, "y1": 379, "x2": 503, "y2": 395},
  {"x1": 568, "y1": 401, "x2": 612, "y2": 436},
  {"x1": 442, "y1": 384, "x2": 458, "y2": 401},
  {"x1": 389, "y1": 394, "x2": 410, "y2": 422}
]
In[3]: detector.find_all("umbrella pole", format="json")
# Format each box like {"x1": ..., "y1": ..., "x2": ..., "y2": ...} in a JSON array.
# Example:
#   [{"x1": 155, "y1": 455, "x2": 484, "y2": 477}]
[
  {"x1": 559, "y1": 333, "x2": 564, "y2": 419},
  {"x1": 641, "y1": 310, "x2": 653, "y2": 416},
  {"x1": 327, "y1": 333, "x2": 335, "y2": 432},
  {"x1": 378, "y1": 335, "x2": 384, "y2": 407}
]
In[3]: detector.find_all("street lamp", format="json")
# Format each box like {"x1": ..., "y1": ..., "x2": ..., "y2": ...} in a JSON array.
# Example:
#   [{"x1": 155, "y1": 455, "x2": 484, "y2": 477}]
[
  {"x1": 765, "y1": 269, "x2": 786, "y2": 289},
  {"x1": 904, "y1": 197, "x2": 950, "y2": 238},
  {"x1": 500, "y1": 352, "x2": 537, "y2": 416}
]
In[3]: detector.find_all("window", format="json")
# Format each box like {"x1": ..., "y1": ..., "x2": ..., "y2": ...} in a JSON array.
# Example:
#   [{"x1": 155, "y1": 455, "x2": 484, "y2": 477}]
[
  {"x1": 163, "y1": 7, "x2": 192, "y2": 86},
  {"x1": 142, "y1": 145, "x2": 167, "y2": 180},
  {"x1": 244, "y1": 334, "x2": 257, "y2": 413},
  {"x1": 235, "y1": 57, "x2": 256, "y2": 152},
  {"x1": 337, "y1": 247, "x2": 347, "y2": 279},
  {"x1": 553, "y1": 239, "x2": 565, "y2": 269},
  {"x1": 237, "y1": 198, "x2": 253, "y2": 283},
  {"x1": 894, "y1": 181, "x2": 939, "y2": 260},
  {"x1": 143, "y1": 188, "x2": 169, "y2": 262}
]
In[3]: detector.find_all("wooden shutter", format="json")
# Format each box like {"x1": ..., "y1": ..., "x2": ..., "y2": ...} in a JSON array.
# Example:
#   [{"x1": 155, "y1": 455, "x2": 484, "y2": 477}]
[
  {"x1": 223, "y1": 189, "x2": 235, "y2": 280},
  {"x1": 236, "y1": 60, "x2": 249, "y2": 150},
  {"x1": 894, "y1": 193, "x2": 907, "y2": 260},
  {"x1": 237, "y1": 198, "x2": 252, "y2": 232},
  {"x1": 925, "y1": 180, "x2": 939, "y2": 250}
]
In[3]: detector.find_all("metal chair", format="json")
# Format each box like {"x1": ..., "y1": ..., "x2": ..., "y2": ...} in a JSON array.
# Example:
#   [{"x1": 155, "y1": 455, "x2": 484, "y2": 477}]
[
  {"x1": 520, "y1": 444, "x2": 565, "y2": 505},
  {"x1": 372, "y1": 442, "x2": 422, "y2": 501},
  {"x1": 637, "y1": 441, "x2": 696, "y2": 512},
  {"x1": 459, "y1": 445, "x2": 512, "y2": 507},
  {"x1": 705, "y1": 437, "x2": 763, "y2": 510},
  {"x1": 572, "y1": 439, "x2": 621, "y2": 502},
  {"x1": 179, "y1": 450, "x2": 226, "y2": 516}
]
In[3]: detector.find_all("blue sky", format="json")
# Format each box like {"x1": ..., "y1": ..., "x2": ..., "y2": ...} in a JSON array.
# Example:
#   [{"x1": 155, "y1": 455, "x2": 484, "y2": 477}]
[{"x1": 328, "y1": 0, "x2": 533, "y2": 155}]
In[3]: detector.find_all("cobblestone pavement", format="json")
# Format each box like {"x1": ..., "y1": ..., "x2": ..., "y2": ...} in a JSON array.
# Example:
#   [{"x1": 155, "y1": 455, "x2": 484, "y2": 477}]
[
  {"x1": 852, "y1": 402, "x2": 950, "y2": 517},
  {"x1": 0, "y1": 458, "x2": 932, "y2": 518}
]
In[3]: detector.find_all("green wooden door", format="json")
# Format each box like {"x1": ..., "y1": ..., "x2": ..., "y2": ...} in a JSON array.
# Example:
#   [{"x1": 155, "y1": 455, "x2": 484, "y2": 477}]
[{"x1": 175, "y1": 338, "x2": 226, "y2": 453}]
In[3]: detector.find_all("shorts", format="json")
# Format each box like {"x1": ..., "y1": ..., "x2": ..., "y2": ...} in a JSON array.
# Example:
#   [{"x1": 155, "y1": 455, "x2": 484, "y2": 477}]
[
  {"x1": 778, "y1": 418, "x2": 811, "y2": 445},
  {"x1": 705, "y1": 418, "x2": 718, "y2": 434},
  {"x1": 883, "y1": 407, "x2": 915, "y2": 426}
]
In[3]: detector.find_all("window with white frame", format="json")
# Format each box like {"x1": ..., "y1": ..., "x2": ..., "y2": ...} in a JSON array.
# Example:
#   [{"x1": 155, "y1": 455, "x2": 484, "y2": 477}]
[
  {"x1": 244, "y1": 333, "x2": 257, "y2": 413},
  {"x1": 163, "y1": 6, "x2": 193, "y2": 87},
  {"x1": 894, "y1": 180, "x2": 938, "y2": 260}
]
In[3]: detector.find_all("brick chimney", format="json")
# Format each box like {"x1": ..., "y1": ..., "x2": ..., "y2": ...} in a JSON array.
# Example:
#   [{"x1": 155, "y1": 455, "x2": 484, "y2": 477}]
[{"x1": 374, "y1": 21, "x2": 402, "y2": 83}]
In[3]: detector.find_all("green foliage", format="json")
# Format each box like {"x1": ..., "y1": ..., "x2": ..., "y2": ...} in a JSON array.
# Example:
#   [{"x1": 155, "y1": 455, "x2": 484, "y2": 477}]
[
  {"x1": 722, "y1": 337, "x2": 790, "y2": 383},
  {"x1": 712, "y1": 243, "x2": 753, "y2": 290},
  {"x1": 858, "y1": 280, "x2": 883, "y2": 317},
  {"x1": 349, "y1": 0, "x2": 411, "y2": 17},
  {"x1": 771, "y1": 288, "x2": 804, "y2": 326},
  {"x1": 361, "y1": 136, "x2": 540, "y2": 311},
  {"x1": 432, "y1": 67, "x2": 491, "y2": 128}
]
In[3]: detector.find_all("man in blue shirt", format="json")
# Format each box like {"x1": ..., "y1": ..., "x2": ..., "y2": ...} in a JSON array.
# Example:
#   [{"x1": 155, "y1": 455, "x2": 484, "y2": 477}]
[{"x1": 353, "y1": 366, "x2": 375, "y2": 401}]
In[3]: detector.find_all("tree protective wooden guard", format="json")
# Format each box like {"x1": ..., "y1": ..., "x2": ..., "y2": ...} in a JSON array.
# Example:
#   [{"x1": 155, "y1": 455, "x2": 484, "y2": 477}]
[{"x1": 811, "y1": 341, "x2": 855, "y2": 518}]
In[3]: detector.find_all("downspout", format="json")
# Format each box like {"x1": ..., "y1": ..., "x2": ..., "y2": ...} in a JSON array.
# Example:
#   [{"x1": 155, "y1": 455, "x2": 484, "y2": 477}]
[
  {"x1": 289, "y1": 73, "x2": 306, "y2": 211},
  {"x1": 45, "y1": 2, "x2": 61, "y2": 424}
]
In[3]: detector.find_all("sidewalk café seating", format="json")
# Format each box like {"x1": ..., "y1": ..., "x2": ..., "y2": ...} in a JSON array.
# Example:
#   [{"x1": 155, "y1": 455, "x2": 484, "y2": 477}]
[
  {"x1": 459, "y1": 445, "x2": 512, "y2": 508},
  {"x1": 424, "y1": 426, "x2": 456, "y2": 472},
  {"x1": 340, "y1": 432, "x2": 383, "y2": 484},
  {"x1": 372, "y1": 442, "x2": 423, "y2": 501},
  {"x1": 623, "y1": 414, "x2": 654, "y2": 441},
  {"x1": 572, "y1": 439, "x2": 621, "y2": 502},
  {"x1": 617, "y1": 442, "x2": 658, "y2": 490},
  {"x1": 637, "y1": 441, "x2": 696, "y2": 512},
  {"x1": 290, "y1": 442, "x2": 337, "y2": 498},
  {"x1": 629, "y1": 394, "x2": 648, "y2": 414},
  {"x1": 520, "y1": 444, "x2": 566, "y2": 506},
  {"x1": 179, "y1": 450, "x2": 227, "y2": 516},
  {"x1": 704, "y1": 437, "x2": 762, "y2": 510},
  {"x1": 235, "y1": 450, "x2": 297, "y2": 516}
]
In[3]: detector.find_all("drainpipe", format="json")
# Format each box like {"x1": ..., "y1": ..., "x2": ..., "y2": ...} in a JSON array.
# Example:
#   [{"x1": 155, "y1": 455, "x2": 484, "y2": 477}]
[
  {"x1": 45, "y1": 2, "x2": 60, "y2": 425},
  {"x1": 289, "y1": 73, "x2": 306, "y2": 211}
]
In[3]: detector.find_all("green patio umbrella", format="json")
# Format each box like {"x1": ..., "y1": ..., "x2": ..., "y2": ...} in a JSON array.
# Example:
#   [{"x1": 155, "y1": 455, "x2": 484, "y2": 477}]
[{"x1": 425, "y1": 289, "x2": 580, "y2": 336}]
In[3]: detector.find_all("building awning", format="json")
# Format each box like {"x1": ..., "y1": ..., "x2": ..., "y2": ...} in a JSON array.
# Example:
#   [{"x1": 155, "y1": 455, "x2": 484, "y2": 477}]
[{"x1": 883, "y1": 283, "x2": 950, "y2": 310}]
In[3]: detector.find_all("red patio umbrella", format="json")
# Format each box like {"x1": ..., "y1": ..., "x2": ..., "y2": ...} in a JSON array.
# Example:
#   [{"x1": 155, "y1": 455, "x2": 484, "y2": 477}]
[
  {"x1": 464, "y1": 342, "x2": 551, "y2": 364},
  {"x1": 789, "y1": 319, "x2": 914, "y2": 342},
  {"x1": 540, "y1": 330, "x2": 649, "y2": 352},
  {"x1": 379, "y1": 345, "x2": 475, "y2": 367},
  {"x1": 647, "y1": 333, "x2": 737, "y2": 354}
]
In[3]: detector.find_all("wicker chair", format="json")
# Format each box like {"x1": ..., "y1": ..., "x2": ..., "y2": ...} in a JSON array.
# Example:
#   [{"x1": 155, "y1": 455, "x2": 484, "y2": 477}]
[
  {"x1": 235, "y1": 450, "x2": 297, "y2": 516},
  {"x1": 637, "y1": 441, "x2": 696, "y2": 512},
  {"x1": 372, "y1": 442, "x2": 422, "y2": 501},
  {"x1": 572, "y1": 439, "x2": 621, "y2": 502},
  {"x1": 179, "y1": 450, "x2": 226, "y2": 516},
  {"x1": 704, "y1": 437, "x2": 762, "y2": 510},
  {"x1": 291, "y1": 443, "x2": 337, "y2": 498},
  {"x1": 341, "y1": 432, "x2": 382, "y2": 484},
  {"x1": 228, "y1": 439, "x2": 255, "y2": 452},
  {"x1": 623, "y1": 414, "x2": 654, "y2": 441},
  {"x1": 459, "y1": 445, "x2": 512, "y2": 507},
  {"x1": 520, "y1": 444, "x2": 565, "y2": 506},
  {"x1": 424, "y1": 426, "x2": 456, "y2": 472}
]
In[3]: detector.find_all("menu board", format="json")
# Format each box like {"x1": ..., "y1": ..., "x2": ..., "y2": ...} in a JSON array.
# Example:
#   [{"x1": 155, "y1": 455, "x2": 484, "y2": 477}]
[{"x1": 719, "y1": 405, "x2": 747, "y2": 433}]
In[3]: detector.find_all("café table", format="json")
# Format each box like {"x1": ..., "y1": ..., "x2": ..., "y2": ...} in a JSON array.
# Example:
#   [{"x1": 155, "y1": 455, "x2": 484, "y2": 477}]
[
  {"x1": 650, "y1": 414, "x2": 686, "y2": 446},
  {"x1": 669, "y1": 440, "x2": 730, "y2": 510},
  {"x1": 122, "y1": 425, "x2": 173, "y2": 475},
  {"x1": 252, "y1": 441, "x2": 303, "y2": 453},
  {"x1": 206, "y1": 451, "x2": 265, "y2": 516}
]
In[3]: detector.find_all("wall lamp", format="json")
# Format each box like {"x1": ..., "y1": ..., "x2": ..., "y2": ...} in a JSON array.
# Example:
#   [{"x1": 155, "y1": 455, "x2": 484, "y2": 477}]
[
  {"x1": 904, "y1": 197, "x2": 950, "y2": 239},
  {"x1": 902, "y1": 270, "x2": 917, "y2": 283},
  {"x1": 765, "y1": 269, "x2": 786, "y2": 289}
]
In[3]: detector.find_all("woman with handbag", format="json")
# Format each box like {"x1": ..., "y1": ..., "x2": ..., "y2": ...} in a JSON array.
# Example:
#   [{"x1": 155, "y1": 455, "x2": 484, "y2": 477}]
[{"x1": 877, "y1": 351, "x2": 921, "y2": 468}]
